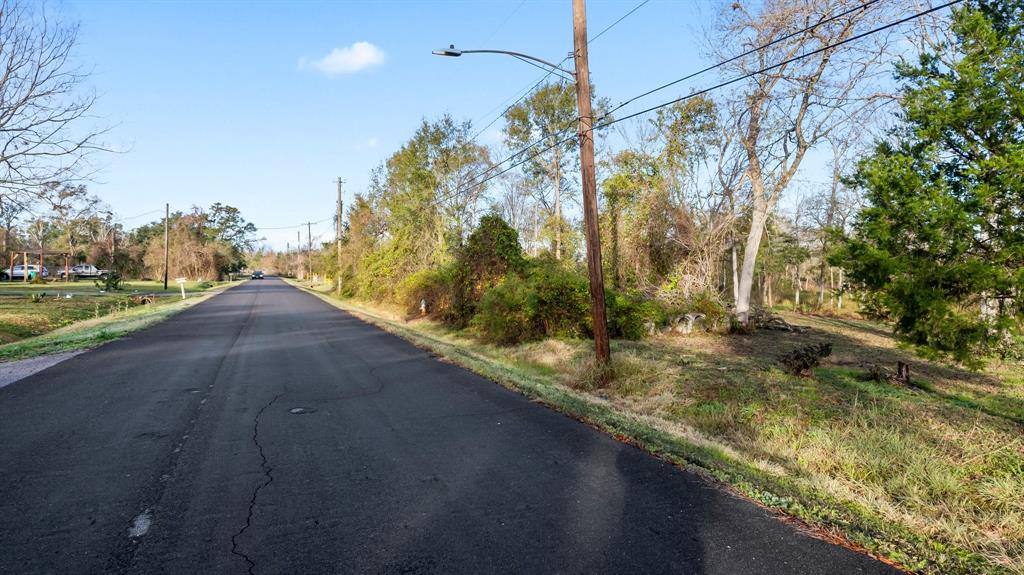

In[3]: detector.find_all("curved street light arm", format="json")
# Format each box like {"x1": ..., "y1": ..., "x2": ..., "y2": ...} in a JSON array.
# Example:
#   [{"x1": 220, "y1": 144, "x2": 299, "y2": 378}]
[{"x1": 433, "y1": 46, "x2": 577, "y2": 84}]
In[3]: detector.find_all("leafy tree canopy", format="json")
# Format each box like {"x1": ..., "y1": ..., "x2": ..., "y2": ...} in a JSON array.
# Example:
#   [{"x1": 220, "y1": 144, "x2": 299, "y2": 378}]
[{"x1": 834, "y1": 0, "x2": 1024, "y2": 364}]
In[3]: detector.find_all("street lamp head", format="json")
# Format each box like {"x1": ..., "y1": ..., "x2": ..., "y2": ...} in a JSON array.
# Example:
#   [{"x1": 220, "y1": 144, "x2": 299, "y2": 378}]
[{"x1": 432, "y1": 44, "x2": 462, "y2": 57}]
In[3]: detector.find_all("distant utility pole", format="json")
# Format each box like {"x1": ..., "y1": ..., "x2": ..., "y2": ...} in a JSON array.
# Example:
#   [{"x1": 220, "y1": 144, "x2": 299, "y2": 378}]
[
  {"x1": 163, "y1": 203, "x2": 169, "y2": 290},
  {"x1": 335, "y1": 177, "x2": 344, "y2": 294},
  {"x1": 297, "y1": 230, "x2": 301, "y2": 279},
  {"x1": 573, "y1": 0, "x2": 610, "y2": 367},
  {"x1": 307, "y1": 221, "x2": 313, "y2": 281}
]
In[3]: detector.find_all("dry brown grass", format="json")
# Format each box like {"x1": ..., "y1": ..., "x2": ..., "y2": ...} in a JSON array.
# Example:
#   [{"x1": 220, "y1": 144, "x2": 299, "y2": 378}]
[{"x1": 492, "y1": 315, "x2": 1024, "y2": 573}]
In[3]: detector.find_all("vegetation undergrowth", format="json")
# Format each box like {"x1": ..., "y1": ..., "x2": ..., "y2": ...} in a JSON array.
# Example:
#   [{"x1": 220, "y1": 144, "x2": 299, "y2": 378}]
[{"x1": 293, "y1": 278, "x2": 1023, "y2": 575}]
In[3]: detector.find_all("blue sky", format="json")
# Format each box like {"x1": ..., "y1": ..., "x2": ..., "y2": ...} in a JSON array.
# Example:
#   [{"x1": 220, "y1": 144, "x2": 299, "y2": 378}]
[{"x1": 63, "y1": 1, "x2": 750, "y2": 249}]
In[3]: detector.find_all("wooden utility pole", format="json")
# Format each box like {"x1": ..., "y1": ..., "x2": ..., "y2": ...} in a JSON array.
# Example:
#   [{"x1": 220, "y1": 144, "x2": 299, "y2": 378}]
[
  {"x1": 297, "y1": 230, "x2": 301, "y2": 279},
  {"x1": 163, "y1": 203, "x2": 169, "y2": 290},
  {"x1": 572, "y1": 0, "x2": 611, "y2": 367},
  {"x1": 342, "y1": 177, "x2": 350, "y2": 292},
  {"x1": 307, "y1": 221, "x2": 313, "y2": 281}
]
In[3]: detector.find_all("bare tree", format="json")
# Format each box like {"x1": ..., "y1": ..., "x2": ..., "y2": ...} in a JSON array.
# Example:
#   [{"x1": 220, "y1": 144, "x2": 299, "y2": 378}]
[
  {"x1": 714, "y1": 0, "x2": 894, "y2": 323},
  {"x1": 492, "y1": 172, "x2": 532, "y2": 246},
  {"x1": 0, "y1": 0, "x2": 108, "y2": 198}
]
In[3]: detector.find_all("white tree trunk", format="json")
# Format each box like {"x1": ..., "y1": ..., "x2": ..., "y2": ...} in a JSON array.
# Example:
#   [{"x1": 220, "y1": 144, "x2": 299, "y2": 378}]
[
  {"x1": 837, "y1": 268, "x2": 843, "y2": 309},
  {"x1": 731, "y1": 241, "x2": 739, "y2": 303},
  {"x1": 829, "y1": 266, "x2": 835, "y2": 309},
  {"x1": 735, "y1": 204, "x2": 770, "y2": 324}
]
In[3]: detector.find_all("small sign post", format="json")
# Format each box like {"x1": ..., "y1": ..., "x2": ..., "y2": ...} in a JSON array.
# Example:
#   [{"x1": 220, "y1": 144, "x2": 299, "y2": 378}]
[{"x1": 176, "y1": 277, "x2": 187, "y2": 300}]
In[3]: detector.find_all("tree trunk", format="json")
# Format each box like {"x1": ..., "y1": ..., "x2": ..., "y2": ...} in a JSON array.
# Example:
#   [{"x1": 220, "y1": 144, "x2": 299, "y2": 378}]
[
  {"x1": 731, "y1": 240, "x2": 739, "y2": 304},
  {"x1": 553, "y1": 147, "x2": 562, "y2": 260},
  {"x1": 837, "y1": 268, "x2": 843, "y2": 309},
  {"x1": 794, "y1": 267, "x2": 801, "y2": 310},
  {"x1": 829, "y1": 266, "x2": 835, "y2": 309},
  {"x1": 766, "y1": 273, "x2": 774, "y2": 308},
  {"x1": 735, "y1": 203, "x2": 770, "y2": 324},
  {"x1": 610, "y1": 205, "x2": 620, "y2": 289}
]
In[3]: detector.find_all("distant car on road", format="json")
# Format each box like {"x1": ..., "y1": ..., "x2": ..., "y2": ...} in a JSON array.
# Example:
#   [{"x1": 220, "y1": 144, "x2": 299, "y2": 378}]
[
  {"x1": 1, "y1": 264, "x2": 49, "y2": 280},
  {"x1": 57, "y1": 264, "x2": 110, "y2": 280},
  {"x1": 250, "y1": 270, "x2": 265, "y2": 279}
]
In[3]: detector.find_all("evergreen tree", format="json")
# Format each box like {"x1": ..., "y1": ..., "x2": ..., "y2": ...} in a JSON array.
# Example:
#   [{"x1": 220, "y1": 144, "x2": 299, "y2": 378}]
[{"x1": 835, "y1": 0, "x2": 1024, "y2": 363}]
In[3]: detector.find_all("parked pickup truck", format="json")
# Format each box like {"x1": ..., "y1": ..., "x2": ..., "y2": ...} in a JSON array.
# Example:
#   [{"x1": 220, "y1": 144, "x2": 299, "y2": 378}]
[{"x1": 57, "y1": 264, "x2": 110, "y2": 280}]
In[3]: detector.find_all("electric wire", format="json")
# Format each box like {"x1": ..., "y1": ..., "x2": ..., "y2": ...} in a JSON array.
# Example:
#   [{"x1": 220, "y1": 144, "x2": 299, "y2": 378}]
[
  {"x1": 594, "y1": 0, "x2": 963, "y2": 132},
  {"x1": 254, "y1": 217, "x2": 332, "y2": 232},
  {"x1": 600, "y1": 0, "x2": 885, "y2": 121},
  {"x1": 467, "y1": 0, "x2": 651, "y2": 145},
  {"x1": 448, "y1": 0, "x2": 964, "y2": 204}
]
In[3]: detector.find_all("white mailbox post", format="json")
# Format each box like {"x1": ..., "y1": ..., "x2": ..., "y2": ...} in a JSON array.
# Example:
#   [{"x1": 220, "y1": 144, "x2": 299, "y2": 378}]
[{"x1": 176, "y1": 277, "x2": 187, "y2": 300}]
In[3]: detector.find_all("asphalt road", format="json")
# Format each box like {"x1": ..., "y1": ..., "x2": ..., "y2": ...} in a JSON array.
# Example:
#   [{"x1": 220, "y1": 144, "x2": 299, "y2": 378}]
[{"x1": 0, "y1": 279, "x2": 899, "y2": 574}]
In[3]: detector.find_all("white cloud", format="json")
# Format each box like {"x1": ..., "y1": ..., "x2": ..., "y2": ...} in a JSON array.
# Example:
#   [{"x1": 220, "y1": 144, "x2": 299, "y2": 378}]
[{"x1": 302, "y1": 42, "x2": 385, "y2": 76}]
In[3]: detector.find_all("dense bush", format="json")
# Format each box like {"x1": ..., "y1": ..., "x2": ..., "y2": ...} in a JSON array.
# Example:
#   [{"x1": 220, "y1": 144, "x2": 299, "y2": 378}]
[
  {"x1": 472, "y1": 274, "x2": 534, "y2": 345},
  {"x1": 473, "y1": 257, "x2": 591, "y2": 345},
  {"x1": 474, "y1": 257, "x2": 690, "y2": 344},
  {"x1": 607, "y1": 292, "x2": 666, "y2": 340},
  {"x1": 448, "y1": 214, "x2": 526, "y2": 326},
  {"x1": 526, "y1": 257, "x2": 592, "y2": 338},
  {"x1": 396, "y1": 266, "x2": 458, "y2": 320}
]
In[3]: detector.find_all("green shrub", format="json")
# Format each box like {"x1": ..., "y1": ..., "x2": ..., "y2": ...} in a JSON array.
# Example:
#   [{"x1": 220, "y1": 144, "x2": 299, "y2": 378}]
[
  {"x1": 95, "y1": 271, "x2": 124, "y2": 291},
  {"x1": 524, "y1": 258, "x2": 591, "y2": 339},
  {"x1": 473, "y1": 258, "x2": 591, "y2": 345},
  {"x1": 607, "y1": 292, "x2": 666, "y2": 340},
  {"x1": 396, "y1": 266, "x2": 458, "y2": 320},
  {"x1": 448, "y1": 214, "x2": 526, "y2": 326},
  {"x1": 473, "y1": 274, "x2": 535, "y2": 345}
]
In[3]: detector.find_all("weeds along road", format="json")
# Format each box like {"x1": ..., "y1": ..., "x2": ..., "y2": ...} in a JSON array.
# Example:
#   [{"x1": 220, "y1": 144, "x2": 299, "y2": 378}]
[{"x1": 0, "y1": 278, "x2": 899, "y2": 574}]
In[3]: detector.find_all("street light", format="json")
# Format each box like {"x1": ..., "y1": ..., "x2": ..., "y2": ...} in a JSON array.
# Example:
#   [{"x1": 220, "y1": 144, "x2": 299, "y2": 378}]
[
  {"x1": 432, "y1": 45, "x2": 577, "y2": 83},
  {"x1": 432, "y1": 28, "x2": 612, "y2": 370}
]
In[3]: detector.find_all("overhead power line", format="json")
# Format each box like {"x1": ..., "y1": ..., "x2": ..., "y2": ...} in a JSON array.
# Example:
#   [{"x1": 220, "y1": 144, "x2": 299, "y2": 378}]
[
  {"x1": 254, "y1": 217, "x2": 331, "y2": 231},
  {"x1": 589, "y1": 0, "x2": 649, "y2": 44},
  {"x1": 595, "y1": 0, "x2": 964, "y2": 131},
  {"x1": 467, "y1": 0, "x2": 651, "y2": 145},
  {"x1": 601, "y1": 0, "x2": 885, "y2": 120},
  {"x1": 115, "y1": 208, "x2": 164, "y2": 223},
  {"x1": 448, "y1": 0, "x2": 963, "y2": 205}
]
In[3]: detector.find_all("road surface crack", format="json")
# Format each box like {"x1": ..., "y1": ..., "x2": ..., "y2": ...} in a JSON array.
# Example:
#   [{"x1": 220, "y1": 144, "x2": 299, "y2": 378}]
[{"x1": 230, "y1": 393, "x2": 282, "y2": 575}]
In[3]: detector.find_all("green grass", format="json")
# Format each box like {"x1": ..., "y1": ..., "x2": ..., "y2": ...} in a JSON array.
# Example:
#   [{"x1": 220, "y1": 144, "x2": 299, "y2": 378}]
[
  {"x1": 0, "y1": 278, "x2": 232, "y2": 296},
  {"x1": 291, "y1": 278, "x2": 1023, "y2": 575},
  {"x1": 0, "y1": 280, "x2": 241, "y2": 361}
]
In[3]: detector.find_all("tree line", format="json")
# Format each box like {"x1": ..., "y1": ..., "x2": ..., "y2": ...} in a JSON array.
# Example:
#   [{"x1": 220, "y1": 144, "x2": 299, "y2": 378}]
[
  {"x1": 293, "y1": 0, "x2": 1022, "y2": 363},
  {"x1": 0, "y1": 0, "x2": 258, "y2": 282}
]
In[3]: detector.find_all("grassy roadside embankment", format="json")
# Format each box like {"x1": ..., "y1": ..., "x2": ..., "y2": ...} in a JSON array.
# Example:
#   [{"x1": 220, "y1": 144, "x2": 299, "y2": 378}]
[
  {"x1": 0, "y1": 280, "x2": 242, "y2": 362},
  {"x1": 290, "y1": 278, "x2": 1024, "y2": 575}
]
